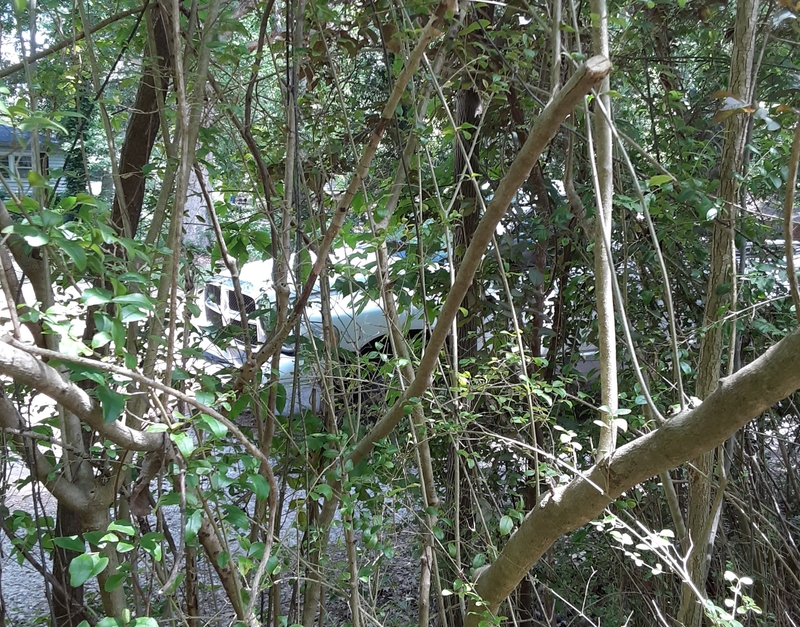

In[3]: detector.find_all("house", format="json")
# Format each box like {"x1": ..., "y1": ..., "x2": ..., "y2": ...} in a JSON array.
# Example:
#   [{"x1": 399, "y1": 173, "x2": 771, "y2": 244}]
[{"x1": 0, "y1": 124, "x2": 66, "y2": 198}]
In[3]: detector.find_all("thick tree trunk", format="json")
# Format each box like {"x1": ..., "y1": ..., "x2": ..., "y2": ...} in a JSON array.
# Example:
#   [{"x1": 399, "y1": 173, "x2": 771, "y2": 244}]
[
  {"x1": 109, "y1": 2, "x2": 172, "y2": 238},
  {"x1": 51, "y1": 504, "x2": 85, "y2": 627},
  {"x1": 678, "y1": 0, "x2": 759, "y2": 625}
]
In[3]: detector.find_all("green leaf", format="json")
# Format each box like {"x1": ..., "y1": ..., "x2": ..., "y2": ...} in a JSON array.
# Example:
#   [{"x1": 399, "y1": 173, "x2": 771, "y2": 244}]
[
  {"x1": 120, "y1": 305, "x2": 149, "y2": 323},
  {"x1": 198, "y1": 415, "x2": 228, "y2": 439},
  {"x1": 140, "y1": 532, "x2": 164, "y2": 561},
  {"x1": 59, "y1": 240, "x2": 87, "y2": 272},
  {"x1": 91, "y1": 332, "x2": 112, "y2": 349},
  {"x1": 98, "y1": 532, "x2": 119, "y2": 546},
  {"x1": 460, "y1": 21, "x2": 482, "y2": 36},
  {"x1": 107, "y1": 520, "x2": 136, "y2": 536},
  {"x1": 247, "y1": 473, "x2": 270, "y2": 500},
  {"x1": 113, "y1": 293, "x2": 154, "y2": 310},
  {"x1": 21, "y1": 228, "x2": 49, "y2": 247},
  {"x1": 498, "y1": 515, "x2": 513, "y2": 535},
  {"x1": 69, "y1": 552, "x2": 109, "y2": 587},
  {"x1": 19, "y1": 116, "x2": 67, "y2": 134},
  {"x1": 82, "y1": 288, "x2": 113, "y2": 307},
  {"x1": 230, "y1": 394, "x2": 250, "y2": 419},
  {"x1": 118, "y1": 272, "x2": 149, "y2": 284},
  {"x1": 171, "y1": 431, "x2": 195, "y2": 458},
  {"x1": 315, "y1": 484, "x2": 333, "y2": 500},
  {"x1": 648, "y1": 174, "x2": 673, "y2": 187},
  {"x1": 58, "y1": 196, "x2": 77, "y2": 212},
  {"x1": 52, "y1": 536, "x2": 85, "y2": 552},
  {"x1": 104, "y1": 572, "x2": 127, "y2": 592},
  {"x1": 185, "y1": 509, "x2": 202, "y2": 543},
  {"x1": 75, "y1": 192, "x2": 97, "y2": 206},
  {"x1": 195, "y1": 390, "x2": 215, "y2": 407},
  {"x1": 83, "y1": 531, "x2": 105, "y2": 547},
  {"x1": 221, "y1": 504, "x2": 249, "y2": 530},
  {"x1": 97, "y1": 386, "x2": 125, "y2": 423},
  {"x1": 265, "y1": 555, "x2": 280, "y2": 574},
  {"x1": 131, "y1": 618, "x2": 159, "y2": 627},
  {"x1": 27, "y1": 170, "x2": 50, "y2": 188}
]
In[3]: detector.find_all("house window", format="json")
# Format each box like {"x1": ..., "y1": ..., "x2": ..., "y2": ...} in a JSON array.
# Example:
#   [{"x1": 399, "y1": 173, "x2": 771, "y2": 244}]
[
  {"x1": 15, "y1": 154, "x2": 32, "y2": 178},
  {"x1": 0, "y1": 156, "x2": 9, "y2": 177}
]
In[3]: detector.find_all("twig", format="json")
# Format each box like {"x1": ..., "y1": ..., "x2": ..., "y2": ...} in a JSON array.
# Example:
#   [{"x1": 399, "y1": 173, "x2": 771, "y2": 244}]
[
  {"x1": 783, "y1": 115, "x2": 800, "y2": 324},
  {"x1": 193, "y1": 162, "x2": 253, "y2": 357}
]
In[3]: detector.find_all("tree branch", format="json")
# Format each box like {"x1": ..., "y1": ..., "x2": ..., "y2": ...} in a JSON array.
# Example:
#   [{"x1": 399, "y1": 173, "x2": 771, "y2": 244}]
[
  {"x1": 0, "y1": 392, "x2": 91, "y2": 510},
  {"x1": 467, "y1": 326, "x2": 800, "y2": 625},
  {"x1": 303, "y1": 56, "x2": 613, "y2": 618},
  {"x1": 5, "y1": 338, "x2": 270, "y2": 466},
  {"x1": 0, "y1": 338, "x2": 164, "y2": 452},
  {"x1": 348, "y1": 55, "x2": 613, "y2": 470}
]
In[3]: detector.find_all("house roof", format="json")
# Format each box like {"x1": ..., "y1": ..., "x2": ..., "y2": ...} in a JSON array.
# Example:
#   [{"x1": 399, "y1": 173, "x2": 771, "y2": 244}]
[
  {"x1": 0, "y1": 124, "x2": 59, "y2": 147},
  {"x1": 0, "y1": 124, "x2": 29, "y2": 144}
]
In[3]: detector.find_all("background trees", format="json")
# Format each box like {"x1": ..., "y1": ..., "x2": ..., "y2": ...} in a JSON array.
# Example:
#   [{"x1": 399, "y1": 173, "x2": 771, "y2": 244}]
[{"x1": 0, "y1": 0, "x2": 799, "y2": 626}]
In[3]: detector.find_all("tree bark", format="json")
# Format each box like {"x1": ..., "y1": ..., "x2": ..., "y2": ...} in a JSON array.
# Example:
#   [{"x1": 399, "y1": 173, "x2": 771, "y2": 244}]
[
  {"x1": 453, "y1": 85, "x2": 482, "y2": 358},
  {"x1": 678, "y1": 1, "x2": 759, "y2": 624},
  {"x1": 109, "y1": 2, "x2": 172, "y2": 238},
  {"x1": 0, "y1": 339, "x2": 165, "y2": 452},
  {"x1": 590, "y1": 0, "x2": 618, "y2": 459}
]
